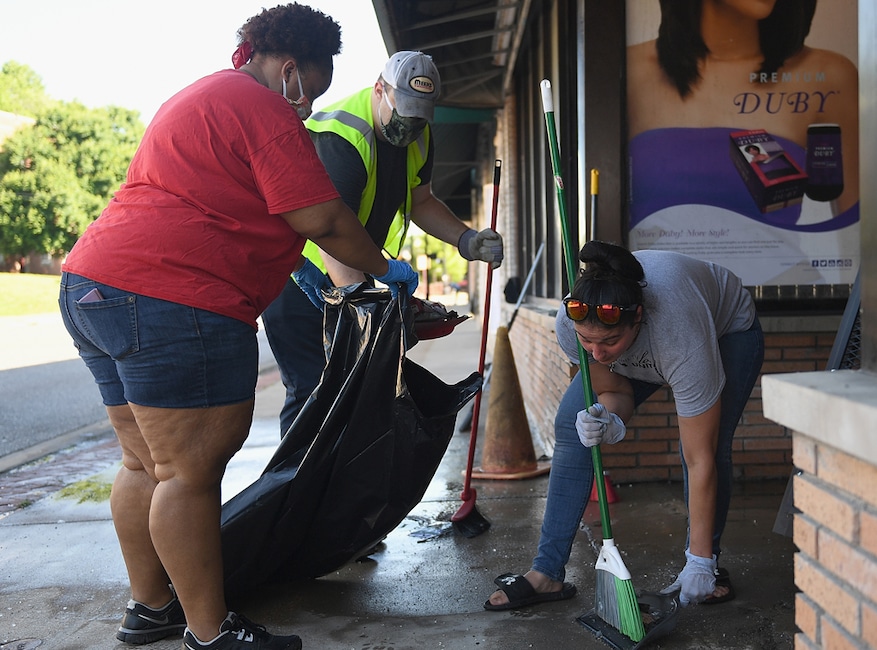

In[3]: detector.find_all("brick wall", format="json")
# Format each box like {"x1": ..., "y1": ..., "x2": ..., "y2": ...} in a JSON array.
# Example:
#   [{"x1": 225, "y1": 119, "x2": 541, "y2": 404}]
[
  {"x1": 504, "y1": 305, "x2": 838, "y2": 483},
  {"x1": 792, "y1": 435, "x2": 877, "y2": 648}
]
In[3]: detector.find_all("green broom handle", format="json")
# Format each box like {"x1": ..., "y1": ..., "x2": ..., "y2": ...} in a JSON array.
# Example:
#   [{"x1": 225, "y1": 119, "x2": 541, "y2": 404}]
[{"x1": 540, "y1": 80, "x2": 612, "y2": 540}]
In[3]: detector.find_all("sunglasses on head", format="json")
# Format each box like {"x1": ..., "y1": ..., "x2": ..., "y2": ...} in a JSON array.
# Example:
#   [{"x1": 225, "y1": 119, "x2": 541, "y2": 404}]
[{"x1": 563, "y1": 298, "x2": 639, "y2": 325}]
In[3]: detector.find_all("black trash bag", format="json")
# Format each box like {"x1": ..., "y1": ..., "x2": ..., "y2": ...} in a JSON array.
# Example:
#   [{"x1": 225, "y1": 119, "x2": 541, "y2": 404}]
[{"x1": 220, "y1": 284, "x2": 481, "y2": 598}]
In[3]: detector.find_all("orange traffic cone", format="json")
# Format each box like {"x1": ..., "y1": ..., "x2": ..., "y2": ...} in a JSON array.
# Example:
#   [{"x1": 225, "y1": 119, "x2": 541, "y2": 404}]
[
  {"x1": 472, "y1": 326, "x2": 551, "y2": 480},
  {"x1": 589, "y1": 471, "x2": 619, "y2": 503}
]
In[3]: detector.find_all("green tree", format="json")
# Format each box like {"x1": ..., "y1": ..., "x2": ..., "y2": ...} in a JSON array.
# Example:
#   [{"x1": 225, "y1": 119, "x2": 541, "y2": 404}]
[
  {"x1": 0, "y1": 160, "x2": 99, "y2": 258},
  {"x1": 405, "y1": 230, "x2": 469, "y2": 286},
  {"x1": 28, "y1": 102, "x2": 143, "y2": 200},
  {"x1": 0, "y1": 61, "x2": 52, "y2": 116},
  {"x1": 0, "y1": 96, "x2": 144, "y2": 262}
]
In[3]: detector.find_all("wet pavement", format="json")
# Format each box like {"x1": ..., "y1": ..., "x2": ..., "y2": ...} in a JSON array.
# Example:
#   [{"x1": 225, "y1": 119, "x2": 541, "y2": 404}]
[{"x1": 0, "y1": 308, "x2": 798, "y2": 650}]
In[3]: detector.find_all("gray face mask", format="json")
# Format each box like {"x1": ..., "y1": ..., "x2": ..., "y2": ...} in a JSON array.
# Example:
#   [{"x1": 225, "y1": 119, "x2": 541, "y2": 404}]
[{"x1": 379, "y1": 91, "x2": 427, "y2": 147}]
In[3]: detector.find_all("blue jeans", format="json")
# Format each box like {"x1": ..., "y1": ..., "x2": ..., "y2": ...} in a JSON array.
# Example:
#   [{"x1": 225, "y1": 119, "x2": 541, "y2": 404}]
[
  {"x1": 261, "y1": 277, "x2": 326, "y2": 436},
  {"x1": 532, "y1": 318, "x2": 764, "y2": 582},
  {"x1": 59, "y1": 273, "x2": 258, "y2": 408}
]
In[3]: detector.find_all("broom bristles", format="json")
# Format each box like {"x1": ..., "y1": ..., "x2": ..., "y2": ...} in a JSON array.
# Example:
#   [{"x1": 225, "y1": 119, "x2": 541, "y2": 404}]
[{"x1": 595, "y1": 541, "x2": 646, "y2": 642}]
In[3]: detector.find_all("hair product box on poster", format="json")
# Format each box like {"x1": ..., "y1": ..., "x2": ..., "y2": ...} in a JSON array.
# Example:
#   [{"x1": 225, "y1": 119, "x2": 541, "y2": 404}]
[{"x1": 729, "y1": 129, "x2": 808, "y2": 213}]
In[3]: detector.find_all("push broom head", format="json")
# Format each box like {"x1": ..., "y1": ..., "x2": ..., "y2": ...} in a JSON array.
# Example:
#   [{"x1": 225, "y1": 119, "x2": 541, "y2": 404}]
[{"x1": 595, "y1": 538, "x2": 646, "y2": 643}]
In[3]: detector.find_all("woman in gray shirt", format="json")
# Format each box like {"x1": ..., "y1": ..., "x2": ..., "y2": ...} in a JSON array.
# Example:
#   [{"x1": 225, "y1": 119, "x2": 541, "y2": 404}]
[{"x1": 485, "y1": 240, "x2": 763, "y2": 610}]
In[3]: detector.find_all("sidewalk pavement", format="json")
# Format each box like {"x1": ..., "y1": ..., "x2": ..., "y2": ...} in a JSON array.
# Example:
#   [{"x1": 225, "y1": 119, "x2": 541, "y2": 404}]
[{"x1": 0, "y1": 303, "x2": 798, "y2": 650}]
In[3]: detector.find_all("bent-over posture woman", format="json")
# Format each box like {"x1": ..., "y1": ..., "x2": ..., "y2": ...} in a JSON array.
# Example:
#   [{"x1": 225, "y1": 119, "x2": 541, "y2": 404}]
[{"x1": 485, "y1": 241, "x2": 763, "y2": 611}]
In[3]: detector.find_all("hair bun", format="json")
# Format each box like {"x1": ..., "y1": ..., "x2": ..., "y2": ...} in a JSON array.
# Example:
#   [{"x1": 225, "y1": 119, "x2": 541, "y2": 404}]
[{"x1": 578, "y1": 241, "x2": 644, "y2": 282}]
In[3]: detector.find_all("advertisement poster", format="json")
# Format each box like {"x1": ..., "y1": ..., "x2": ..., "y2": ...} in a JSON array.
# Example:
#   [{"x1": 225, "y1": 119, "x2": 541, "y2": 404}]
[{"x1": 626, "y1": 0, "x2": 859, "y2": 286}]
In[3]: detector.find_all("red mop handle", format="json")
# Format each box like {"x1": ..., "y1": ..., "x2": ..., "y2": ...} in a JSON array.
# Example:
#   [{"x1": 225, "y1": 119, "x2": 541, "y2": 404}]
[{"x1": 462, "y1": 159, "x2": 502, "y2": 496}]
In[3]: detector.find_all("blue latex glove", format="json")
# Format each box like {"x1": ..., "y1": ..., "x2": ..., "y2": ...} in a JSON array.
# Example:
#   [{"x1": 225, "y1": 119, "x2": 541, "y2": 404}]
[
  {"x1": 458, "y1": 228, "x2": 504, "y2": 269},
  {"x1": 374, "y1": 259, "x2": 419, "y2": 298},
  {"x1": 660, "y1": 548, "x2": 717, "y2": 606},
  {"x1": 292, "y1": 258, "x2": 331, "y2": 309},
  {"x1": 575, "y1": 403, "x2": 626, "y2": 447}
]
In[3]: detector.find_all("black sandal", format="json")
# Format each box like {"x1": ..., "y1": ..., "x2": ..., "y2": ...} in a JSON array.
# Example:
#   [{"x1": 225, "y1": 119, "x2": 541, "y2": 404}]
[{"x1": 483, "y1": 573, "x2": 577, "y2": 611}]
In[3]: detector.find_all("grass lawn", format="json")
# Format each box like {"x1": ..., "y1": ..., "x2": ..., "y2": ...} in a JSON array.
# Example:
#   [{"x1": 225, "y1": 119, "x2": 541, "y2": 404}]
[{"x1": 0, "y1": 273, "x2": 63, "y2": 316}]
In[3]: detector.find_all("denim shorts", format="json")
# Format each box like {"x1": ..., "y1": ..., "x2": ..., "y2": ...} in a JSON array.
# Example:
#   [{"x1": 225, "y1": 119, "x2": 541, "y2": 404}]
[{"x1": 59, "y1": 273, "x2": 258, "y2": 408}]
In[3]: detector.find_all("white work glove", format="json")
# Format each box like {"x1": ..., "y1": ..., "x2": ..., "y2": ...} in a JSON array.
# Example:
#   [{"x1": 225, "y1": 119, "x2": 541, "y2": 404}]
[
  {"x1": 575, "y1": 403, "x2": 626, "y2": 447},
  {"x1": 660, "y1": 548, "x2": 717, "y2": 606},
  {"x1": 458, "y1": 228, "x2": 504, "y2": 269}
]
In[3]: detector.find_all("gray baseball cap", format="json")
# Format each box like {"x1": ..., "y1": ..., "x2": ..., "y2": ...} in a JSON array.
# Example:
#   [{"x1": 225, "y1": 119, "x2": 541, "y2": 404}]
[{"x1": 382, "y1": 51, "x2": 441, "y2": 120}]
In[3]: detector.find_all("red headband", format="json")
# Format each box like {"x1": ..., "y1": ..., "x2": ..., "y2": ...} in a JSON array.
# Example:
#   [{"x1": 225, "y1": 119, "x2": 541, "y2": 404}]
[{"x1": 232, "y1": 42, "x2": 254, "y2": 69}]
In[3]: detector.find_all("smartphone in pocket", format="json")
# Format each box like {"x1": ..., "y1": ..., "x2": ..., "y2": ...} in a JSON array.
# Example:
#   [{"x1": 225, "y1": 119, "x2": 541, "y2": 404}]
[{"x1": 78, "y1": 288, "x2": 105, "y2": 303}]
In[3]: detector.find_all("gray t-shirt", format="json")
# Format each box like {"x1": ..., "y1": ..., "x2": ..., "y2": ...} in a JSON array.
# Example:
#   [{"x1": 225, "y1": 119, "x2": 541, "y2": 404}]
[{"x1": 555, "y1": 250, "x2": 755, "y2": 418}]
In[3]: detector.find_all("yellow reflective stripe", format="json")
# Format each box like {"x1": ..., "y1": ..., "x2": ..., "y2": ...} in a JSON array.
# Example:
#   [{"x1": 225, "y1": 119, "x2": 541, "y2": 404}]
[{"x1": 301, "y1": 88, "x2": 429, "y2": 269}]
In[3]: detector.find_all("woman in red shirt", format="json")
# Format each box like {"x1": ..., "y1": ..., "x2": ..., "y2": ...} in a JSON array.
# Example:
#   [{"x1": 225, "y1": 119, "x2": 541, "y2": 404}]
[{"x1": 59, "y1": 5, "x2": 416, "y2": 649}]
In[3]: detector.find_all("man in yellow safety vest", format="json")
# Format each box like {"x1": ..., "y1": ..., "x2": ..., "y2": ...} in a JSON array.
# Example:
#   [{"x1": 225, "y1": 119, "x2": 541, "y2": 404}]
[{"x1": 262, "y1": 51, "x2": 503, "y2": 436}]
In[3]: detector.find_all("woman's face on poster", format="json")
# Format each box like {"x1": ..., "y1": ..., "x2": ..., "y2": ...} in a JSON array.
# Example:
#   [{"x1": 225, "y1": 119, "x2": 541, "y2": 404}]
[{"x1": 714, "y1": 0, "x2": 777, "y2": 21}]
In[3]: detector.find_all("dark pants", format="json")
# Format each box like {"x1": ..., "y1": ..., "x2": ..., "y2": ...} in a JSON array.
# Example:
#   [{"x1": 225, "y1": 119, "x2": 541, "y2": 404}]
[{"x1": 262, "y1": 277, "x2": 326, "y2": 436}]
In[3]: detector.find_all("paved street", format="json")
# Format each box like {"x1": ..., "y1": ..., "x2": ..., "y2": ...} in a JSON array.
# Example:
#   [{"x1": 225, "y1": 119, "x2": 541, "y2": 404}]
[
  {"x1": 0, "y1": 312, "x2": 277, "y2": 470},
  {"x1": 0, "y1": 313, "x2": 108, "y2": 465}
]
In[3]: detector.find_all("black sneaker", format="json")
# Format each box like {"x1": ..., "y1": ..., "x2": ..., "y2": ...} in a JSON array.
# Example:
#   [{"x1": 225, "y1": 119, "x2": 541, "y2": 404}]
[
  {"x1": 182, "y1": 612, "x2": 302, "y2": 650},
  {"x1": 116, "y1": 594, "x2": 186, "y2": 644}
]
